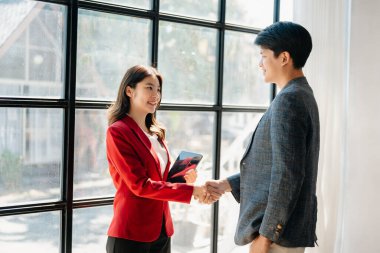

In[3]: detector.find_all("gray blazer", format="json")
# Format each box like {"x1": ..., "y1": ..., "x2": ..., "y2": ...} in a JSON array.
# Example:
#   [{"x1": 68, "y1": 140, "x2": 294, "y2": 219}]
[{"x1": 227, "y1": 77, "x2": 320, "y2": 247}]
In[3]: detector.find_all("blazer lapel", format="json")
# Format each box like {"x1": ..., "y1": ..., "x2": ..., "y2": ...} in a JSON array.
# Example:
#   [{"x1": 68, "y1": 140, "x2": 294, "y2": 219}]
[
  {"x1": 123, "y1": 115, "x2": 163, "y2": 179},
  {"x1": 241, "y1": 115, "x2": 264, "y2": 161}
]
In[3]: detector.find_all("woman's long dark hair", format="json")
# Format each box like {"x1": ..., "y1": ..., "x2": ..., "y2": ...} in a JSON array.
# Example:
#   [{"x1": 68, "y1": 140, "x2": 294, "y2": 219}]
[{"x1": 107, "y1": 65, "x2": 166, "y2": 140}]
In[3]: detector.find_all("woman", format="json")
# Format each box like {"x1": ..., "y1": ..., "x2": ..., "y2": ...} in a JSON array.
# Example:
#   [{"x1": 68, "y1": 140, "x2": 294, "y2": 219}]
[{"x1": 106, "y1": 65, "x2": 206, "y2": 253}]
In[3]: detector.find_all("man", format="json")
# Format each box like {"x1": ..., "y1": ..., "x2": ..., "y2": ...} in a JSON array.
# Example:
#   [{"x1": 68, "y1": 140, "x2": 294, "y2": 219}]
[{"x1": 207, "y1": 21, "x2": 320, "y2": 253}]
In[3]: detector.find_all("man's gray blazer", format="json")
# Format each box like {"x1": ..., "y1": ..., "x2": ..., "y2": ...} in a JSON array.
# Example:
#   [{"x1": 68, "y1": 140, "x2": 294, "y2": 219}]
[{"x1": 227, "y1": 77, "x2": 320, "y2": 247}]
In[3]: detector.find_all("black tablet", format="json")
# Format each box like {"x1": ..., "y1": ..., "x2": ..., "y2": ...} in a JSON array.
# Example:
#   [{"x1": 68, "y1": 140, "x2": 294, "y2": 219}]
[{"x1": 167, "y1": 151, "x2": 203, "y2": 183}]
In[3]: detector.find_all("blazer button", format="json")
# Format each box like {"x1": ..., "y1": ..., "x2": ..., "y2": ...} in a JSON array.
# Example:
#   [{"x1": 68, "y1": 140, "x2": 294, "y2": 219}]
[{"x1": 277, "y1": 224, "x2": 283, "y2": 230}]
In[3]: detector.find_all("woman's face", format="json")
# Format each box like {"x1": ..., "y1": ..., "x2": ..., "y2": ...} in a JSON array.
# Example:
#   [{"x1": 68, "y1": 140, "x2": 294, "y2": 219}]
[{"x1": 126, "y1": 75, "x2": 161, "y2": 115}]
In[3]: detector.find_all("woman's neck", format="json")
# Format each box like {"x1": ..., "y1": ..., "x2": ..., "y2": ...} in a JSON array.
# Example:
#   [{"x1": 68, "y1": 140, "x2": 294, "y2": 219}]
[{"x1": 127, "y1": 111, "x2": 149, "y2": 133}]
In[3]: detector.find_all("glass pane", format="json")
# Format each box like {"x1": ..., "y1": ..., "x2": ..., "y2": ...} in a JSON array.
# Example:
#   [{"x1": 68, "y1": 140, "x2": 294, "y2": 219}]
[
  {"x1": 0, "y1": 108, "x2": 63, "y2": 206},
  {"x1": 217, "y1": 112, "x2": 263, "y2": 253},
  {"x1": 0, "y1": 211, "x2": 60, "y2": 253},
  {"x1": 157, "y1": 111, "x2": 215, "y2": 253},
  {"x1": 158, "y1": 22, "x2": 218, "y2": 105},
  {"x1": 223, "y1": 31, "x2": 270, "y2": 106},
  {"x1": 76, "y1": 10, "x2": 151, "y2": 100},
  {"x1": 98, "y1": 0, "x2": 151, "y2": 9},
  {"x1": 0, "y1": 1, "x2": 66, "y2": 98},
  {"x1": 225, "y1": 0, "x2": 274, "y2": 28},
  {"x1": 280, "y1": 0, "x2": 294, "y2": 21},
  {"x1": 72, "y1": 206, "x2": 113, "y2": 253},
  {"x1": 74, "y1": 109, "x2": 114, "y2": 199},
  {"x1": 160, "y1": 0, "x2": 219, "y2": 21}
]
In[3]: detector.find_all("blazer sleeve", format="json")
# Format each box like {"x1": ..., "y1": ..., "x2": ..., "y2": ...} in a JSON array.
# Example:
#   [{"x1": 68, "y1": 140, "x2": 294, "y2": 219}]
[
  {"x1": 259, "y1": 93, "x2": 308, "y2": 242},
  {"x1": 227, "y1": 173, "x2": 241, "y2": 203},
  {"x1": 106, "y1": 126, "x2": 194, "y2": 203}
]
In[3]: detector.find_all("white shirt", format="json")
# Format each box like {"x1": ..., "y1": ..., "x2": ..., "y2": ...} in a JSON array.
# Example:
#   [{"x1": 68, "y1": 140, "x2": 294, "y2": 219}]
[{"x1": 143, "y1": 131, "x2": 168, "y2": 177}]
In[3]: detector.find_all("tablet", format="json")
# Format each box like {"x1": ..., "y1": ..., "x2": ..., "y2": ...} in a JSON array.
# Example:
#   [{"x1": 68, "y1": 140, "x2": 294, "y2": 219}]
[{"x1": 167, "y1": 151, "x2": 203, "y2": 183}]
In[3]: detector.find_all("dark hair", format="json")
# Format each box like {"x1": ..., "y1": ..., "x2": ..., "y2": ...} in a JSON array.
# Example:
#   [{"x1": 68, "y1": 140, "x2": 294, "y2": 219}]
[
  {"x1": 107, "y1": 65, "x2": 166, "y2": 140},
  {"x1": 254, "y1": 21, "x2": 312, "y2": 69}
]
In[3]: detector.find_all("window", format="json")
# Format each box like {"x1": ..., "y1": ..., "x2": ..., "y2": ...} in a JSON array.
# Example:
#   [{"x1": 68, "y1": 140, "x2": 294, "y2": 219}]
[
  {"x1": 76, "y1": 10, "x2": 152, "y2": 100},
  {"x1": 223, "y1": 31, "x2": 269, "y2": 106},
  {"x1": 0, "y1": 1, "x2": 278, "y2": 252},
  {"x1": 217, "y1": 112, "x2": 263, "y2": 253},
  {"x1": 0, "y1": 211, "x2": 61, "y2": 253},
  {"x1": 226, "y1": 0, "x2": 274, "y2": 28},
  {"x1": 99, "y1": 0, "x2": 152, "y2": 9},
  {"x1": 0, "y1": 108, "x2": 63, "y2": 206},
  {"x1": 160, "y1": 0, "x2": 219, "y2": 21},
  {"x1": 74, "y1": 109, "x2": 111, "y2": 199},
  {"x1": 72, "y1": 206, "x2": 112, "y2": 253},
  {"x1": 158, "y1": 111, "x2": 215, "y2": 252},
  {"x1": 0, "y1": 1, "x2": 66, "y2": 98},
  {"x1": 158, "y1": 22, "x2": 218, "y2": 104}
]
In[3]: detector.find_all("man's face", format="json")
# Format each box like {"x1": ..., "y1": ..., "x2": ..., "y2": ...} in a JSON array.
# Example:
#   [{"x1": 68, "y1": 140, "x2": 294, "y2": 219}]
[{"x1": 259, "y1": 47, "x2": 283, "y2": 84}]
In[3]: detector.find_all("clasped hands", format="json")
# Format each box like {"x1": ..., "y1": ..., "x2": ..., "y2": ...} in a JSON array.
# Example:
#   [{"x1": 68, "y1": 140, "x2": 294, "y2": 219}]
[{"x1": 192, "y1": 179, "x2": 232, "y2": 204}]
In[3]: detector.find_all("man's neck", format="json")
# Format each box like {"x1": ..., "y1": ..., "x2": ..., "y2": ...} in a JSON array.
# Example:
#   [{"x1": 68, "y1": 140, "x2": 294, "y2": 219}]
[{"x1": 276, "y1": 68, "x2": 304, "y2": 90}]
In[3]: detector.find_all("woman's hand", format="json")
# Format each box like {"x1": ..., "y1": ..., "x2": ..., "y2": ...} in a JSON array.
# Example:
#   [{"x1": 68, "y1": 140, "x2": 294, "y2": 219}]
[
  {"x1": 184, "y1": 169, "x2": 197, "y2": 184},
  {"x1": 192, "y1": 185, "x2": 207, "y2": 203}
]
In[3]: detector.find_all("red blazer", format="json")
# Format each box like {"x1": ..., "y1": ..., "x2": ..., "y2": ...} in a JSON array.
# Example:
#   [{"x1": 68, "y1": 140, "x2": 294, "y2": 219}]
[{"x1": 106, "y1": 115, "x2": 194, "y2": 242}]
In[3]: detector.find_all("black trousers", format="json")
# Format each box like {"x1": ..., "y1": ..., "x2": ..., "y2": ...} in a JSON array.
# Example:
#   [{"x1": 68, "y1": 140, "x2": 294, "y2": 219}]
[{"x1": 106, "y1": 221, "x2": 170, "y2": 253}]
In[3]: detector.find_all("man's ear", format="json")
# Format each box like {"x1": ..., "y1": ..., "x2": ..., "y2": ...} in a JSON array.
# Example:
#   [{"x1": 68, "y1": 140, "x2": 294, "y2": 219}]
[
  {"x1": 281, "y1": 51, "x2": 291, "y2": 66},
  {"x1": 125, "y1": 86, "x2": 133, "y2": 98}
]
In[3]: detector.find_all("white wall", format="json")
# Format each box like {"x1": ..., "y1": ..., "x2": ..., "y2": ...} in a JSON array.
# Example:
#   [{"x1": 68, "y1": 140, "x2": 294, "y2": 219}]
[
  {"x1": 292, "y1": 0, "x2": 380, "y2": 252},
  {"x1": 342, "y1": 0, "x2": 380, "y2": 252}
]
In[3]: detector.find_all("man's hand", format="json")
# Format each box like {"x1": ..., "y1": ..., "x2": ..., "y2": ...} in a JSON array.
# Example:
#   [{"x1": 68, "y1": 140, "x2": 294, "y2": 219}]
[
  {"x1": 249, "y1": 235, "x2": 272, "y2": 253},
  {"x1": 200, "y1": 179, "x2": 232, "y2": 203},
  {"x1": 206, "y1": 179, "x2": 232, "y2": 194}
]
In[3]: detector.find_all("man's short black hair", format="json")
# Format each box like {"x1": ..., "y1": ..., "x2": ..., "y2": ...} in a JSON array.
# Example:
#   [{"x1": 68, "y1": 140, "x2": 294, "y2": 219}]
[{"x1": 254, "y1": 21, "x2": 312, "y2": 69}]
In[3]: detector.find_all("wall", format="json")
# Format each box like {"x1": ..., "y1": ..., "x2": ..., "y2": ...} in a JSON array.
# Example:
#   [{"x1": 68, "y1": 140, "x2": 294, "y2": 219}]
[
  {"x1": 342, "y1": 0, "x2": 380, "y2": 252},
  {"x1": 292, "y1": 0, "x2": 380, "y2": 252}
]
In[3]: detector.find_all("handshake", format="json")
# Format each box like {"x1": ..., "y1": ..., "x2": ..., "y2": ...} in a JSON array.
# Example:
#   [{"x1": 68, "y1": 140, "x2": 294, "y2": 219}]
[{"x1": 192, "y1": 179, "x2": 232, "y2": 204}]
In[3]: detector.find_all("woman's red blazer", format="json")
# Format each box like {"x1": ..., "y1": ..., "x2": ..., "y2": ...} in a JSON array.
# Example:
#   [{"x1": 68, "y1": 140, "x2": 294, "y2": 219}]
[{"x1": 106, "y1": 115, "x2": 194, "y2": 242}]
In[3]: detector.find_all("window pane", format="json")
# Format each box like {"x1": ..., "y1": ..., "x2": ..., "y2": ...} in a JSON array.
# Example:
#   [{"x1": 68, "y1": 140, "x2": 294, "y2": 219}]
[
  {"x1": 0, "y1": 108, "x2": 63, "y2": 206},
  {"x1": 160, "y1": 0, "x2": 219, "y2": 21},
  {"x1": 76, "y1": 10, "x2": 151, "y2": 100},
  {"x1": 74, "y1": 110, "x2": 113, "y2": 199},
  {"x1": 157, "y1": 111, "x2": 214, "y2": 252},
  {"x1": 223, "y1": 31, "x2": 270, "y2": 106},
  {"x1": 217, "y1": 112, "x2": 263, "y2": 253},
  {"x1": 0, "y1": 211, "x2": 60, "y2": 253},
  {"x1": 226, "y1": 0, "x2": 274, "y2": 28},
  {"x1": 98, "y1": 0, "x2": 151, "y2": 9},
  {"x1": 158, "y1": 22, "x2": 218, "y2": 105},
  {"x1": 72, "y1": 206, "x2": 113, "y2": 253},
  {"x1": 0, "y1": 1, "x2": 66, "y2": 98}
]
